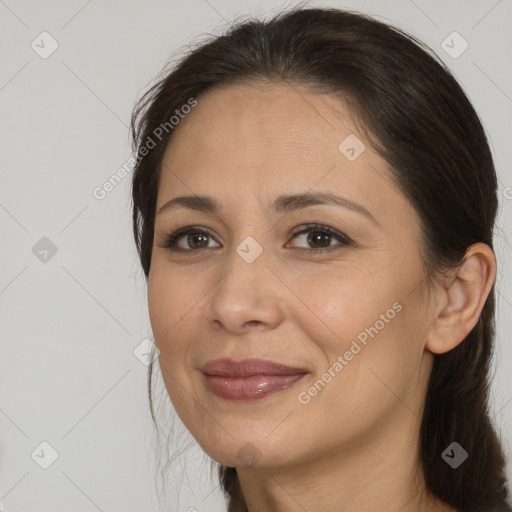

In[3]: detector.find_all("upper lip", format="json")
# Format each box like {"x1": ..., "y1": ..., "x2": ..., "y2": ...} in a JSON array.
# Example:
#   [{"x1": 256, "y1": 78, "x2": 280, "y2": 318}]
[{"x1": 201, "y1": 358, "x2": 308, "y2": 377}]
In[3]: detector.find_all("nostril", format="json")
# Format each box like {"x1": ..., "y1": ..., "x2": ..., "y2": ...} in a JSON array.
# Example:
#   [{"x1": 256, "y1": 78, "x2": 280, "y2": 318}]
[{"x1": 245, "y1": 320, "x2": 262, "y2": 328}]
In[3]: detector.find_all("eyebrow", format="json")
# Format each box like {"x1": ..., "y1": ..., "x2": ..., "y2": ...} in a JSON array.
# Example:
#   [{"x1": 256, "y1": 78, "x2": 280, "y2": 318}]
[{"x1": 156, "y1": 192, "x2": 379, "y2": 225}]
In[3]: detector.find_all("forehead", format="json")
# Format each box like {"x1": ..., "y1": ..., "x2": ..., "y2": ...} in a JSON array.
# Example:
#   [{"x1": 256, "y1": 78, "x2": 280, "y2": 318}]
[
  {"x1": 156, "y1": 81, "x2": 416, "y2": 234},
  {"x1": 163, "y1": 81, "x2": 356, "y2": 170}
]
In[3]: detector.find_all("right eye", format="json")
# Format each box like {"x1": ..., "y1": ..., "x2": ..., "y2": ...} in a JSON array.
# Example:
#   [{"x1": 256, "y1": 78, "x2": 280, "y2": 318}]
[{"x1": 158, "y1": 226, "x2": 221, "y2": 252}]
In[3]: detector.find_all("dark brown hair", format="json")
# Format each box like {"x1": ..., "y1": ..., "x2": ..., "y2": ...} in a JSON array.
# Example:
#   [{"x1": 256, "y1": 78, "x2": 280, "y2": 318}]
[{"x1": 130, "y1": 6, "x2": 511, "y2": 511}]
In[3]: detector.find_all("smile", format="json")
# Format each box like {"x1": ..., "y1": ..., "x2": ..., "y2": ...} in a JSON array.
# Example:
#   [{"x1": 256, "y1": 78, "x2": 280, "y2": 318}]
[{"x1": 201, "y1": 358, "x2": 309, "y2": 401}]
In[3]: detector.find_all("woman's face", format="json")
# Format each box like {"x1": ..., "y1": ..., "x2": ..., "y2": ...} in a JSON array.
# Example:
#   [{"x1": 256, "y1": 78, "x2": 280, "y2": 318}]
[{"x1": 148, "y1": 81, "x2": 436, "y2": 469}]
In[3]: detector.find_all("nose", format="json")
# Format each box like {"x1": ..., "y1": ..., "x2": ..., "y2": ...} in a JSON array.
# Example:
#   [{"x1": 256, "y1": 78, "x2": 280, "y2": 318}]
[{"x1": 203, "y1": 243, "x2": 284, "y2": 335}]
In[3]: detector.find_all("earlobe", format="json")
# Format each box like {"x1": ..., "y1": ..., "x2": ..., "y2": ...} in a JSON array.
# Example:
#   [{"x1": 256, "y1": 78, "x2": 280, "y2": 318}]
[{"x1": 425, "y1": 243, "x2": 496, "y2": 355}]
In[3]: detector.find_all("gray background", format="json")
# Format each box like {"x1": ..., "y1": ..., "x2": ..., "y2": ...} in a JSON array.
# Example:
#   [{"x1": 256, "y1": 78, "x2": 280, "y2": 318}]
[{"x1": 0, "y1": 0, "x2": 511, "y2": 511}]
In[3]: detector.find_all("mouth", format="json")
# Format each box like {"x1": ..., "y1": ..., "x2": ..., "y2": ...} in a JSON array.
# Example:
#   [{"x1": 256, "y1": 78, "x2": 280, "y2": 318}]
[{"x1": 200, "y1": 358, "x2": 308, "y2": 401}]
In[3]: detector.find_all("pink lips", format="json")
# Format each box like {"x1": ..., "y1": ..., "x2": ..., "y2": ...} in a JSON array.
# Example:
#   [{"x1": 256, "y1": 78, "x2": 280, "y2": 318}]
[{"x1": 201, "y1": 358, "x2": 308, "y2": 401}]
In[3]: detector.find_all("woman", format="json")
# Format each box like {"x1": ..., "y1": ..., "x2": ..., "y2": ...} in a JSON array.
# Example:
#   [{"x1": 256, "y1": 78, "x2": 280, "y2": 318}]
[{"x1": 130, "y1": 6, "x2": 511, "y2": 512}]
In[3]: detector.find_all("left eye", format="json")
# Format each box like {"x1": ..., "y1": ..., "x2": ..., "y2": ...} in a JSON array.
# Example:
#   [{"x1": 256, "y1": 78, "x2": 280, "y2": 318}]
[
  {"x1": 159, "y1": 223, "x2": 351, "y2": 253},
  {"x1": 288, "y1": 224, "x2": 351, "y2": 252}
]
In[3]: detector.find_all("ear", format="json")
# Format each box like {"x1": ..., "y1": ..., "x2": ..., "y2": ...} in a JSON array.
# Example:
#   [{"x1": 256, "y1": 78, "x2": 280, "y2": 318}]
[{"x1": 425, "y1": 242, "x2": 496, "y2": 355}]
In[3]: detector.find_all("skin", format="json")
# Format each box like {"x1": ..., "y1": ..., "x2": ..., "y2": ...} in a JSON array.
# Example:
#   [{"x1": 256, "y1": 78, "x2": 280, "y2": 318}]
[{"x1": 147, "y1": 81, "x2": 496, "y2": 512}]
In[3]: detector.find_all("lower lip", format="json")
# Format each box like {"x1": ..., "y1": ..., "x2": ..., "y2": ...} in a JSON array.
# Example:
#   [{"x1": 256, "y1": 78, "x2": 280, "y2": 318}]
[{"x1": 203, "y1": 373, "x2": 307, "y2": 401}]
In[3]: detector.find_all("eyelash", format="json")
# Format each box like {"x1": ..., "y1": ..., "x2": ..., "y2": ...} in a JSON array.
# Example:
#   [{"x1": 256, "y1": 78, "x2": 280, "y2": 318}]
[{"x1": 158, "y1": 223, "x2": 352, "y2": 254}]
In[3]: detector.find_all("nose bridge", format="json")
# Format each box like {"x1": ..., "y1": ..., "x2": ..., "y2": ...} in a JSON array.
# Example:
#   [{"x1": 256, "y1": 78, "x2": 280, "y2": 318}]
[
  {"x1": 220, "y1": 232, "x2": 269, "y2": 300},
  {"x1": 204, "y1": 231, "x2": 283, "y2": 331}
]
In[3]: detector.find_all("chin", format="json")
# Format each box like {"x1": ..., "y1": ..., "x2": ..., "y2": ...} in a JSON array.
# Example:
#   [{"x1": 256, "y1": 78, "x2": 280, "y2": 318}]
[{"x1": 193, "y1": 428, "x2": 291, "y2": 469}]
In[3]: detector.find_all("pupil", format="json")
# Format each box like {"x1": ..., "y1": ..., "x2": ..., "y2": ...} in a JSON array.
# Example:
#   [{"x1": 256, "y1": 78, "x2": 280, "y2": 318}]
[
  {"x1": 189, "y1": 233, "x2": 208, "y2": 249},
  {"x1": 308, "y1": 230, "x2": 330, "y2": 248}
]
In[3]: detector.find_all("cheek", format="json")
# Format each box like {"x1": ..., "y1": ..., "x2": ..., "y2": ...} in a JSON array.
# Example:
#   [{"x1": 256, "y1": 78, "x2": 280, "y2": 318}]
[
  {"x1": 147, "y1": 269, "x2": 196, "y2": 362},
  {"x1": 148, "y1": 263, "x2": 196, "y2": 330},
  {"x1": 147, "y1": 273, "x2": 171, "y2": 343},
  {"x1": 147, "y1": 269, "x2": 201, "y2": 417},
  {"x1": 292, "y1": 263, "x2": 397, "y2": 352},
  {"x1": 295, "y1": 260, "x2": 425, "y2": 394},
  {"x1": 297, "y1": 300, "x2": 421, "y2": 437}
]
